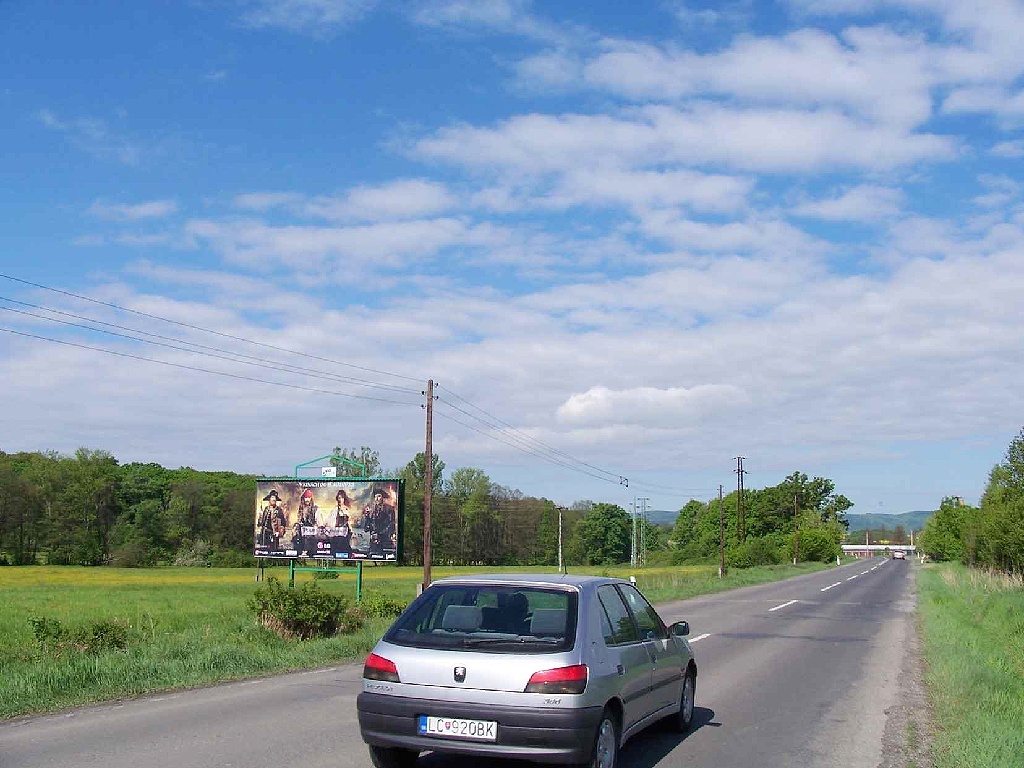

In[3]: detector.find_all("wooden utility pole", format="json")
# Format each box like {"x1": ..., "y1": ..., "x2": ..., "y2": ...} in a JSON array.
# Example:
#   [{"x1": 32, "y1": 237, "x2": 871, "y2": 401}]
[
  {"x1": 718, "y1": 485, "x2": 726, "y2": 579},
  {"x1": 422, "y1": 379, "x2": 434, "y2": 591}
]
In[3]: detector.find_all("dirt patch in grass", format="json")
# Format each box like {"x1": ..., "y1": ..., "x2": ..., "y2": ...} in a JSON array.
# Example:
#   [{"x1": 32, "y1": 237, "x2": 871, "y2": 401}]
[{"x1": 879, "y1": 572, "x2": 935, "y2": 768}]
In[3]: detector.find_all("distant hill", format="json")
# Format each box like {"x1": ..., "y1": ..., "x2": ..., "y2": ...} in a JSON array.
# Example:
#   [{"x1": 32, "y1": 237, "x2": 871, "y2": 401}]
[
  {"x1": 645, "y1": 509, "x2": 679, "y2": 526},
  {"x1": 845, "y1": 510, "x2": 933, "y2": 532}
]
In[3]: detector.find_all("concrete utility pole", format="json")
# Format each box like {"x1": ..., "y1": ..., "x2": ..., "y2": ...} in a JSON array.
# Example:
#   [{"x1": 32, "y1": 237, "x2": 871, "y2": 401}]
[
  {"x1": 422, "y1": 379, "x2": 434, "y2": 592},
  {"x1": 793, "y1": 491, "x2": 799, "y2": 565},
  {"x1": 718, "y1": 485, "x2": 726, "y2": 579},
  {"x1": 557, "y1": 507, "x2": 564, "y2": 574}
]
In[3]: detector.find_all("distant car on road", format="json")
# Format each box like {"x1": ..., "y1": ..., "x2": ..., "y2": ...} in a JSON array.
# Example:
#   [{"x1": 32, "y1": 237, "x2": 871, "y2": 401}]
[
  {"x1": 892, "y1": 550, "x2": 907, "y2": 560},
  {"x1": 357, "y1": 573, "x2": 697, "y2": 768}
]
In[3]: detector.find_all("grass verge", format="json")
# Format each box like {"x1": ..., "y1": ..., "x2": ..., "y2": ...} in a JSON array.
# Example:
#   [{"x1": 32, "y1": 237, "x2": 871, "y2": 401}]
[
  {"x1": 918, "y1": 563, "x2": 1024, "y2": 768},
  {"x1": 0, "y1": 559, "x2": 839, "y2": 718}
]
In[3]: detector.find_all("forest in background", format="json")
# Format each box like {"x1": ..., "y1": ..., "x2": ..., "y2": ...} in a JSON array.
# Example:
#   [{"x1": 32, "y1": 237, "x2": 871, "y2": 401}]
[{"x1": 1, "y1": 444, "x2": 854, "y2": 569}]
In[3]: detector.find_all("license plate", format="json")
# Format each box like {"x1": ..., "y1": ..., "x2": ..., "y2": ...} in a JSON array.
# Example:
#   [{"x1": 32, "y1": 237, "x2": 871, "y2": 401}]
[{"x1": 418, "y1": 715, "x2": 497, "y2": 742}]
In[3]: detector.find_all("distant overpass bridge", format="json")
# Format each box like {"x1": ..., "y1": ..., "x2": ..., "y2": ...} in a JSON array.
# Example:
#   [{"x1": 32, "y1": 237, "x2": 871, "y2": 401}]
[{"x1": 842, "y1": 544, "x2": 916, "y2": 558}]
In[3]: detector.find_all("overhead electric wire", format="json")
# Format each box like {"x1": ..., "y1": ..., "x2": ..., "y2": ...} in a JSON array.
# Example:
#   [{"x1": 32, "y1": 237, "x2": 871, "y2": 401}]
[
  {"x1": 433, "y1": 406, "x2": 626, "y2": 486},
  {"x1": 0, "y1": 297, "x2": 420, "y2": 395},
  {"x1": 0, "y1": 273, "x2": 422, "y2": 384},
  {"x1": 0, "y1": 326, "x2": 421, "y2": 407},
  {"x1": 437, "y1": 384, "x2": 623, "y2": 482}
]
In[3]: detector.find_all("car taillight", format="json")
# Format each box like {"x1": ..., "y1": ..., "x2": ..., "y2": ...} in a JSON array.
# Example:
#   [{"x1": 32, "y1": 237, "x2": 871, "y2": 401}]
[
  {"x1": 363, "y1": 653, "x2": 401, "y2": 683},
  {"x1": 525, "y1": 664, "x2": 588, "y2": 694}
]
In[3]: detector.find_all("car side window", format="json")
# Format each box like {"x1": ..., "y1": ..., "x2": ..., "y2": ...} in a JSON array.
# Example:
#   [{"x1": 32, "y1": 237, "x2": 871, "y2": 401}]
[
  {"x1": 597, "y1": 585, "x2": 639, "y2": 645},
  {"x1": 618, "y1": 585, "x2": 667, "y2": 640}
]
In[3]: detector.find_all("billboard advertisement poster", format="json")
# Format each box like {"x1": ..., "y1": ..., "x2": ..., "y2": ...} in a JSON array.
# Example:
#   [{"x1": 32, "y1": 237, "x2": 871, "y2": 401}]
[{"x1": 254, "y1": 478, "x2": 402, "y2": 561}]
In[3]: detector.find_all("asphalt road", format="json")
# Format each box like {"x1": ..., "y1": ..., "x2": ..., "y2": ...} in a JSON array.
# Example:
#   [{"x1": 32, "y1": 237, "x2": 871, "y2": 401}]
[{"x1": 0, "y1": 557, "x2": 913, "y2": 768}]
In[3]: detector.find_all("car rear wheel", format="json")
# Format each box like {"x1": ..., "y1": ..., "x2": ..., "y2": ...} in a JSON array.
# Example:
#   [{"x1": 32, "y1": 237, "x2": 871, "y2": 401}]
[
  {"x1": 583, "y1": 708, "x2": 618, "y2": 768},
  {"x1": 668, "y1": 667, "x2": 696, "y2": 733},
  {"x1": 368, "y1": 745, "x2": 418, "y2": 768}
]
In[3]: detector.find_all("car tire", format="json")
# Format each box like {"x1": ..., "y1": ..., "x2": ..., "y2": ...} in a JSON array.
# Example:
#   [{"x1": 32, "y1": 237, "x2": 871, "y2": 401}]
[
  {"x1": 367, "y1": 745, "x2": 418, "y2": 768},
  {"x1": 668, "y1": 666, "x2": 696, "y2": 733},
  {"x1": 583, "y1": 708, "x2": 619, "y2": 768}
]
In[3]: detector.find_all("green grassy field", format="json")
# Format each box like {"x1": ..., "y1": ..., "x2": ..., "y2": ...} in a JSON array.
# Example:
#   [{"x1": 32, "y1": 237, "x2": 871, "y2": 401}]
[
  {"x1": 0, "y1": 560, "x2": 837, "y2": 718},
  {"x1": 918, "y1": 563, "x2": 1024, "y2": 768}
]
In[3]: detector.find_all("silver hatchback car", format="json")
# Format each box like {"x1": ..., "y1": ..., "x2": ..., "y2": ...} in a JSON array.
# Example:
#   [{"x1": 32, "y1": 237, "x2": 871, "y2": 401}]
[{"x1": 357, "y1": 574, "x2": 697, "y2": 768}]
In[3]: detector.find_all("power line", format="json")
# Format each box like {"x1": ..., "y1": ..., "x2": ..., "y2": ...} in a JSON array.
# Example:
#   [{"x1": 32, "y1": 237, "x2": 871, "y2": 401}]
[
  {"x1": 437, "y1": 384, "x2": 623, "y2": 482},
  {"x1": 0, "y1": 326, "x2": 421, "y2": 407},
  {"x1": 437, "y1": 395, "x2": 624, "y2": 484},
  {"x1": 0, "y1": 298, "x2": 421, "y2": 395},
  {"x1": 0, "y1": 273, "x2": 422, "y2": 384},
  {"x1": 433, "y1": 406, "x2": 626, "y2": 486}
]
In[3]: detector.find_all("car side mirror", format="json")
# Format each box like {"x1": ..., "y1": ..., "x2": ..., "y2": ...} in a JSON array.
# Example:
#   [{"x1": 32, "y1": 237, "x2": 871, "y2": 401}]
[{"x1": 670, "y1": 621, "x2": 690, "y2": 637}]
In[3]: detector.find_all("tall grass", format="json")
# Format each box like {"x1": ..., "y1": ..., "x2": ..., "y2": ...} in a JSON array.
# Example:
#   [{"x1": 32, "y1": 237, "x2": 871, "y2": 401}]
[
  {"x1": 918, "y1": 563, "x2": 1024, "y2": 768},
  {"x1": 0, "y1": 559, "x2": 836, "y2": 718}
]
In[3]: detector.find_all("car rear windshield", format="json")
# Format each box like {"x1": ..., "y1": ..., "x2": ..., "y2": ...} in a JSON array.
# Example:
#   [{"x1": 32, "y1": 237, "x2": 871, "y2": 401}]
[{"x1": 384, "y1": 583, "x2": 579, "y2": 653}]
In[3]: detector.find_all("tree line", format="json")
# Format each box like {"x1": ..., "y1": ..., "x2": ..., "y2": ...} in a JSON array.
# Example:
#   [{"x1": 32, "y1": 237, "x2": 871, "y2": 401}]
[
  {"x1": 919, "y1": 427, "x2": 1024, "y2": 574},
  {"x1": 1, "y1": 444, "x2": 851, "y2": 568}
]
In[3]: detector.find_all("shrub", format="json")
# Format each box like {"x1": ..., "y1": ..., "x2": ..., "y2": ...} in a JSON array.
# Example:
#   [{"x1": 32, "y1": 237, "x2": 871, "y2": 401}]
[
  {"x1": 312, "y1": 569, "x2": 340, "y2": 580},
  {"x1": 795, "y1": 527, "x2": 841, "y2": 562},
  {"x1": 248, "y1": 577, "x2": 363, "y2": 640},
  {"x1": 360, "y1": 593, "x2": 407, "y2": 620},
  {"x1": 727, "y1": 535, "x2": 785, "y2": 568},
  {"x1": 208, "y1": 548, "x2": 257, "y2": 568},
  {"x1": 29, "y1": 616, "x2": 132, "y2": 655},
  {"x1": 174, "y1": 540, "x2": 214, "y2": 567}
]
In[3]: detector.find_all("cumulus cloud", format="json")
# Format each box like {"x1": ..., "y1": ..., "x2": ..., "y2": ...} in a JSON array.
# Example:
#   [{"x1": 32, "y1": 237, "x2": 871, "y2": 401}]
[
  {"x1": 88, "y1": 199, "x2": 179, "y2": 221},
  {"x1": 793, "y1": 185, "x2": 905, "y2": 222},
  {"x1": 233, "y1": 180, "x2": 456, "y2": 222},
  {"x1": 238, "y1": 0, "x2": 375, "y2": 34},
  {"x1": 414, "y1": 104, "x2": 955, "y2": 175},
  {"x1": 557, "y1": 384, "x2": 749, "y2": 428}
]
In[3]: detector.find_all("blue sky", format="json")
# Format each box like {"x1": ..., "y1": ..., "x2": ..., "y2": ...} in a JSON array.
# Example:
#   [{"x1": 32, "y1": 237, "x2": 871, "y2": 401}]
[{"x1": 3, "y1": 0, "x2": 1024, "y2": 516}]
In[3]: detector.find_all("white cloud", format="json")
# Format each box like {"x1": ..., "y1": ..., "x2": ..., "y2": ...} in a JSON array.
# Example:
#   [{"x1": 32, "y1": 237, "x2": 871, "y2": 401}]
[
  {"x1": 793, "y1": 185, "x2": 905, "y2": 221},
  {"x1": 991, "y1": 140, "x2": 1024, "y2": 157},
  {"x1": 412, "y1": 0, "x2": 567, "y2": 44},
  {"x1": 37, "y1": 109, "x2": 141, "y2": 165},
  {"x1": 416, "y1": 105, "x2": 954, "y2": 175},
  {"x1": 184, "y1": 216, "x2": 500, "y2": 273},
  {"x1": 557, "y1": 384, "x2": 748, "y2": 428},
  {"x1": 583, "y1": 28, "x2": 935, "y2": 128},
  {"x1": 233, "y1": 181, "x2": 456, "y2": 222},
  {"x1": 238, "y1": 0, "x2": 375, "y2": 34},
  {"x1": 88, "y1": 199, "x2": 179, "y2": 221}
]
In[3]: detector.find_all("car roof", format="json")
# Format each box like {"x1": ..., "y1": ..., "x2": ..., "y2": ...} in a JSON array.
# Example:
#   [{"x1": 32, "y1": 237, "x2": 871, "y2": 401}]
[{"x1": 429, "y1": 573, "x2": 627, "y2": 590}]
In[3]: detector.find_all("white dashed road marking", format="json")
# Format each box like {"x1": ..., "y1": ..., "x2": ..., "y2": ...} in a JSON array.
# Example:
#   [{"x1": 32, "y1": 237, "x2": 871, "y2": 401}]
[
  {"x1": 820, "y1": 582, "x2": 842, "y2": 592},
  {"x1": 689, "y1": 633, "x2": 711, "y2": 643},
  {"x1": 769, "y1": 599, "x2": 799, "y2": 612}
]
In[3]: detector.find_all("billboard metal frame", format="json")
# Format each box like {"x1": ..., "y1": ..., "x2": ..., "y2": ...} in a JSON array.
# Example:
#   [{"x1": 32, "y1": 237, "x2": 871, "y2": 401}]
[{"x1": 255, "y1": 466, "x2": 404, "y2": 601}]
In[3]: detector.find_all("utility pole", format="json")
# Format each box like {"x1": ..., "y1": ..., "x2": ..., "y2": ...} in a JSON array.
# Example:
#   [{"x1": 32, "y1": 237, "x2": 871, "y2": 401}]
[
  {"x1": 735, "y1": 457, "x2": 747, "y2": 543},
  {"x1": 793, "y1": 491, "x2": 799, "y2": 565},
  {"x1": 629, "y1": 498, "x2": 638, "y2": 568},
  {"x1": 718, "y1": 485, "x2": 726, "y2": 579},
  {"x1": 422, "y1": 379, "x2": 434, "y2": 592},
  {"x1": 557, "y1": 507, "x2": 564, "y2": 574},
  {"x1": 637, "y1": 497, "x2": 650, "y2": 567}
]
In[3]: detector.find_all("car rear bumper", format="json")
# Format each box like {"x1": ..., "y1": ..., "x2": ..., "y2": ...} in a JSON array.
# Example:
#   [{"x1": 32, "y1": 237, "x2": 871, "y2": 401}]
[{"x1": 357, "y1": 692, "x2": 603, "y2": 764}]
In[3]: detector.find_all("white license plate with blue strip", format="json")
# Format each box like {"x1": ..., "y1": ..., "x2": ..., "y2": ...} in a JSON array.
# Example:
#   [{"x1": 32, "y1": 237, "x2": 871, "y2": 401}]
[{"x1": 418, "y1": 715, "x2": 497, "y2": 741}]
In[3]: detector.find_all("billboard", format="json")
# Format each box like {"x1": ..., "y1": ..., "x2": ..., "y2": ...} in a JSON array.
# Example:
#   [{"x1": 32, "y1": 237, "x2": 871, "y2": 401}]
[{"x1": 254, "y1": 478, "x2": 402, "y2": 561}]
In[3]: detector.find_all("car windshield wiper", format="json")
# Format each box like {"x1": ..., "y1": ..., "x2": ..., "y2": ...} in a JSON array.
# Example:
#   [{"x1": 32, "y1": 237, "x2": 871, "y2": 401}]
[{"x1": 461, "y1": 636, "x2": 563, "y2": 647}]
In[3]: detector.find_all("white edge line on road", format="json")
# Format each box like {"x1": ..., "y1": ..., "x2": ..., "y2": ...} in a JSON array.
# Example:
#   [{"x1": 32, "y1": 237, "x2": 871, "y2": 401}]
[
  {"x1": 689, "y1": 633, "x2": 711, "y2": 643},
  {"x1": 820, "y1": 582, "x2": 842, "y2": 592},
  {"x1": 768, "y1": 599, "x2": 799, "y2": 612}
]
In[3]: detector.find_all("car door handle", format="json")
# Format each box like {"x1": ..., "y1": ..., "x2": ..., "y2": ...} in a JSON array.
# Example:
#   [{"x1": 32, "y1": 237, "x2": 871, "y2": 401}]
[{"x1": 616, "y1": 664, "x2": 625, "y2": 676}]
